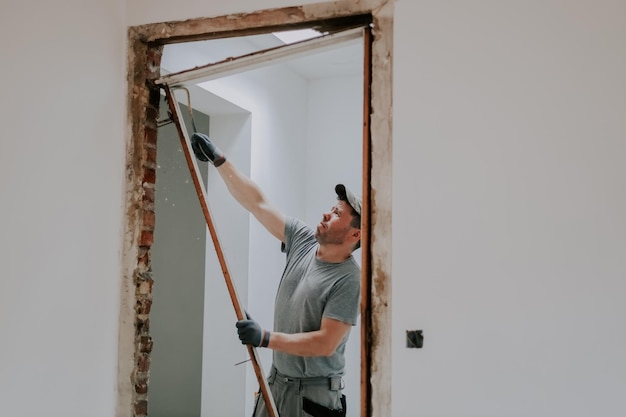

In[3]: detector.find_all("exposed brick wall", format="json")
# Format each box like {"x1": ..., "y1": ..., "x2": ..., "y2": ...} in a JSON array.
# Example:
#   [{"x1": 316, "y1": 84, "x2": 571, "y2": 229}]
[{"x1": 129, "y1": 41, "x2": 163, "y2": 417}]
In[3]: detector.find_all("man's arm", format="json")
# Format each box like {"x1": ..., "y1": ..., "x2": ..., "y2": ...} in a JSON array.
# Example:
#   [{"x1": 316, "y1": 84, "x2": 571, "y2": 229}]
[
  {"x1": 268, "y1": 317, "x2": 351, "y2": 357},
  {"x1": 191, "y1": 133, "x2": 286, "y2": 242},
  {"x1": 237, "y1": 317, "x2": 351, "y2": 357},
  {"x1": 216, "y1": 161, "x2": 286, "y2": 242}
]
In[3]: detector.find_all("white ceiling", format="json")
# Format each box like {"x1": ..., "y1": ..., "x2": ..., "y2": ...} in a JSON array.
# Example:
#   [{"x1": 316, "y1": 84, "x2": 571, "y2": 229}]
[
  {"x1": 160, "y1": 32, "x2": 363, "y2": 115},
  {"x1": 282, "y1": 40, "x2": 363, "y2": 79},
  {"x1": 163, "y1": 32, "x2": 363, "y2": 81},
  {"x1": 249, "y1": 32, "x2": 363, "y2": 79}
]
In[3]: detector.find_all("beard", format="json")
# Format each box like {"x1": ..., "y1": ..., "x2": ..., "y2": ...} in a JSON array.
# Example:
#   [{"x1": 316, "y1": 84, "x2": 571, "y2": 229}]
[{"x1": 315, "y1": 224, "x2": 351, "y2": 245}]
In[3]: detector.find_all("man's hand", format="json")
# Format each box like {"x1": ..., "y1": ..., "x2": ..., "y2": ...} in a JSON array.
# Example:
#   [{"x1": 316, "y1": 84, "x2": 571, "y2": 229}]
[
  {"x1": 191, "y1": 132, "x2": 226, "y2": 167},
  {"x1": 236, "y1": 316, "x2": 270, "y2": 348}
]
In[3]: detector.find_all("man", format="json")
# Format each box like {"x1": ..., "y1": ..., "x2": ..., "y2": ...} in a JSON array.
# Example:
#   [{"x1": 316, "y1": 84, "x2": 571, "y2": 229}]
[{"x1": 191, "y1": 132, "x2": 361, "y2": 417}]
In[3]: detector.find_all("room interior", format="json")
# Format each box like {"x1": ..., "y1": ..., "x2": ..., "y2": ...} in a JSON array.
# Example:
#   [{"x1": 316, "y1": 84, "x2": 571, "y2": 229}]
[{"x1": 151, "y1": 29, "x2": 364, "y2": 417}]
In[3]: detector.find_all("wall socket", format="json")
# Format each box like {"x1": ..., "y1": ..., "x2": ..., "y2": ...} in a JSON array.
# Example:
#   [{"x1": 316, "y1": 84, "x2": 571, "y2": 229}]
[{"x1": 406, "y1": 330, "x2": 424, "y2": 348}]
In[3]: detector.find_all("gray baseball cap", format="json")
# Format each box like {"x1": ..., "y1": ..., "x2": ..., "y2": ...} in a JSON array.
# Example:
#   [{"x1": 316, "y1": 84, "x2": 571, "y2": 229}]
[{"x1": 335, "y1": 184, "x2": 362, "y2": 216}]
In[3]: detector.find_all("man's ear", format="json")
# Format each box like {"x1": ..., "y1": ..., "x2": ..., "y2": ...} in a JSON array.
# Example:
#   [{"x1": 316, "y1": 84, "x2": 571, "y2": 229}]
[{"x1": 351, "y1": 229, "x2": 361, "y2": 242}]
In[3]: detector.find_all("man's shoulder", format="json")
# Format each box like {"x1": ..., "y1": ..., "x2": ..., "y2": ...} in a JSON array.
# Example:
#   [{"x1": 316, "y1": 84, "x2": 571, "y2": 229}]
[
  {"x1": 343, "y1": 258, "x2": 362, "y2": 281},
  {"x1": 286, "y1": 216, "x2": 315, "y2": 239},
  {"x1": 283, "y1": 216, "x2": 316, "y2": 255}
]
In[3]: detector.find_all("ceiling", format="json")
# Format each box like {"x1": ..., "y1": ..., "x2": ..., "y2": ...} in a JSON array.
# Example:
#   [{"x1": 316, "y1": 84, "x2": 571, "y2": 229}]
[
  {"x1": 160, "y1": 31, "x2": 363, "y2": 115},
  {"x1": 162, "y1": 32, "x2": 363, "y2": 81}
]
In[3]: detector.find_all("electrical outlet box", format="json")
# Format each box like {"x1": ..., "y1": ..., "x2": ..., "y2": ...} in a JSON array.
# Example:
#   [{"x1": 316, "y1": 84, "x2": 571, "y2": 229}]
[{"x1": 406, "y1": 330, "x2": 423, "y2": 348}]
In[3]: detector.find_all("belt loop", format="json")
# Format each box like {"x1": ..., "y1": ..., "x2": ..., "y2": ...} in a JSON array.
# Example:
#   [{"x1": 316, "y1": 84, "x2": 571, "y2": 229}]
[
  {"x1": 268, "y1": 366, "x2": 277, "y2": 384},
  {"x1": 330, "y1": 376, "x2": 342, "y2": 391}
]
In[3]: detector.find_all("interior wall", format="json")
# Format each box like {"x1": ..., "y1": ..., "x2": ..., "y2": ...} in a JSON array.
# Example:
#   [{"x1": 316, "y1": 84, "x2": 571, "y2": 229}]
[
  {"x1": 393, "y1": 1, "x2": 626, "y2": 416},
  {"x1": 2, "y1": 1, "x2": 624, "y2": 417},
  {"x1": 150, "y1": 99, "x2": 210, "y2": 417},
  {"x1": 202, "y1": 112, "x2": 252, "y2": 417},
  {"x1": 126, "y1": 0, "x2": 321, "y2": 26},
  {"x1": 0, "y1": 2, "x2": 127, "y2": 416},
  {"x1": 304, "y1": 75, "x2": 364, "y2": 230}
]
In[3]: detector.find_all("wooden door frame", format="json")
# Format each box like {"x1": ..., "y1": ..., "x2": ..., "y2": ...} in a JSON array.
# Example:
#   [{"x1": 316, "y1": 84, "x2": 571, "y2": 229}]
[{"x1": 119, "y1": 2, "x2": 393, "y2": 417}]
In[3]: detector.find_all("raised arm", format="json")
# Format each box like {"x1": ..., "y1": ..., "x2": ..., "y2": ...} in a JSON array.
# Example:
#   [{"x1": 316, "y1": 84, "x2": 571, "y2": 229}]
[{"x1": 191, "y1": 133, "x2": 286, "y2": 242}]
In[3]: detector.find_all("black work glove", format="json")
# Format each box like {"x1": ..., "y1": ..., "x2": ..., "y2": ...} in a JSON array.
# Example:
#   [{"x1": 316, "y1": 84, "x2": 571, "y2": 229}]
[
  {"x1": 191, "y1": 132, "x2": 226, "y2": 167},
  {"x1": 236, "y1": 313, "x2": 270, "y2": 348}
]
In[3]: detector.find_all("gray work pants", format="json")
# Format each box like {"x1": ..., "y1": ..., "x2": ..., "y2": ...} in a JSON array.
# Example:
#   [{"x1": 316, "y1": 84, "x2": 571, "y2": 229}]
[{"x1": 253, "y1": 366, "x2": 344, "y2": 417}]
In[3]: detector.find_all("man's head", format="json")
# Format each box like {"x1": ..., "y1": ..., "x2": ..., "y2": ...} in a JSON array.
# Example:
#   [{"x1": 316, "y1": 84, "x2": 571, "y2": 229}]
[
  {"x1": 314, "y1": 184, "x2": 362, "y2": 251},
  {"x1": 335, "y1": 184, "x2": 362, "y2": 226}
]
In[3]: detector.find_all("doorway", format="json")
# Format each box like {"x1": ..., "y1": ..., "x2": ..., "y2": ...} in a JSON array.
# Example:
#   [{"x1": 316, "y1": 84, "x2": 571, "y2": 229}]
[
  {"x1": 152, "y1": 29, "x2": 364, "y2": 417},
  {"x1": 119, "y1": 4, "x2": 393, "y2": 417}
]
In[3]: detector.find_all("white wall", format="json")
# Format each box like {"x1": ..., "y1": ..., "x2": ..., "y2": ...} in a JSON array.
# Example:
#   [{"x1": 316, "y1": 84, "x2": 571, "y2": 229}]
[
  {"x1": 304, "y1": 76, "x2": 363, "y2": 229},
  {"x1": 126, "y1": 0, "x2": 321, "y2": 26},
  {"x1": 393, "y1": 1, "x2": 626, "y2": 416},
  {"x1": 1, "y1": 1, "x2": 625, "y2": 417},
  {"x1": 0, "y1": 1, "x2": 126, "y2": 416},
  {"x1": 201, "y1": 112, "x2": 253, "y2": 417},
  {"x1": 149, "y1": 100, "x2": 209, "y2": 417}
]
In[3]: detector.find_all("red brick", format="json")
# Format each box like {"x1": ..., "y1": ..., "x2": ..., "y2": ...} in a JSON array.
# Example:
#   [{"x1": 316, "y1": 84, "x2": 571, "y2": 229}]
[
  {"x1": 145, "y1": 127, "x2": 157, "y2": 147},
  {"x1": 143, "y1": 168, "x2": 156, "y2": 185},
  {"x1": 139, "y1": 336, "x2": 153, "y2": 353},
  {"x1": 142, "y1": 211, "x2": 155, "y2": 230},
  {"x1": 134, "y1": 400, "x2": 148, "y2": 416},
  {"x1": 135, "y1": 317, "x2": 150, "y2": 333},
  {"x1": 135, "y1": 298, "x2": 152, "y2": 315},
  {"x1": 142, "y1": 187, "x2": 154, "y2": 204},
  {"x1": 146, "y1": 147, "x2": 157, "y2": 165},
  {"x1": 137, "y1": 353, "x2": 150, "y2": 372},
  {"x1": 135, "y1": 382, "x2": 148, "y2": 395},
  {"x1": 139, "y1": 230, "x2": 153, "y2": 246}
]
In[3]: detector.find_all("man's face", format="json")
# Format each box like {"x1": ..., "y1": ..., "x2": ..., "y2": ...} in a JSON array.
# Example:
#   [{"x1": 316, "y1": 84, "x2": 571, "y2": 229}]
[{"x1": 315, "y1": 200, "x2": 357, "y2": 245}]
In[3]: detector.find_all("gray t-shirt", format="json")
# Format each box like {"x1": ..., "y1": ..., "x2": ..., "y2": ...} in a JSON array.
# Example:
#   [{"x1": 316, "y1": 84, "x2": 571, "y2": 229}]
[{"x1": 273, "y1": 217, "x2": 361, "y2": 378}]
